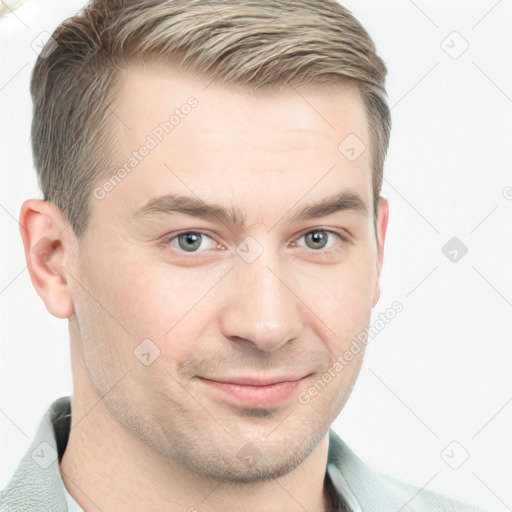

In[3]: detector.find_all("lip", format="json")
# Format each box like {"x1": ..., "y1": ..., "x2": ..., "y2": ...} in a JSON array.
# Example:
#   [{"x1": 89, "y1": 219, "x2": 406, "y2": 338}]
[{"x1": 198, "y1": 375, "x2": 310, "y2": 408}]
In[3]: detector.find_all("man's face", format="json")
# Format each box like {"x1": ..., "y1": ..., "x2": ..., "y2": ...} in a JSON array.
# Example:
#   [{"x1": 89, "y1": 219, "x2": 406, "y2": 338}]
[{"x1": 69, "y1": 66, "x2": 387, "y2": 482}]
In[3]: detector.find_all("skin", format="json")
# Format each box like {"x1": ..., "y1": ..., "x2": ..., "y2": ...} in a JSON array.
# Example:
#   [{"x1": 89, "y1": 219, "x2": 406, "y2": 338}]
[{"x1": 20, "y1": 66, "x2": 388, "y2": 512}]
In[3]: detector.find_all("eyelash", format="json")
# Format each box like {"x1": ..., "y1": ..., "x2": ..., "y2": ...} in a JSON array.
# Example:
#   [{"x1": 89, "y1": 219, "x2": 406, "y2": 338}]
[{"x1": 163, "y1": 228, "x2": 349, "y2": 255}]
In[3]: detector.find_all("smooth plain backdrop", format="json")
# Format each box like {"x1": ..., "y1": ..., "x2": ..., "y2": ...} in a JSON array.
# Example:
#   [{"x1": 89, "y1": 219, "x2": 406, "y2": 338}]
[{"x1": 1, "y1": 1, "x2": 511, "y2": 510}]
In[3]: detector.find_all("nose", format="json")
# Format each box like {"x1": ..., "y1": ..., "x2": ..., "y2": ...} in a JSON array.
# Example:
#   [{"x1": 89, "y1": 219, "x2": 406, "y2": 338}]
[{"x1": 218, "y1": 251, "x2": 304, "y2": 353}]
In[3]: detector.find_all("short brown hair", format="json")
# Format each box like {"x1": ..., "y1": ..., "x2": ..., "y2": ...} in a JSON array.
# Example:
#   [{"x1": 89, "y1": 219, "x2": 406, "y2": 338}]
[{"x1": 31, "y1": 0, "x2": 390, "y2": 238}]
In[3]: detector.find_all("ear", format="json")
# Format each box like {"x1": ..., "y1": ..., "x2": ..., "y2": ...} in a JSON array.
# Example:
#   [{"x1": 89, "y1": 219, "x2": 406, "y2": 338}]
[
  {"x1": 19, "y1": 199, "x2": 76, "y2": 319},
  {"x1": 372, "y1": 196, "x2": 389, "y2": 307}
]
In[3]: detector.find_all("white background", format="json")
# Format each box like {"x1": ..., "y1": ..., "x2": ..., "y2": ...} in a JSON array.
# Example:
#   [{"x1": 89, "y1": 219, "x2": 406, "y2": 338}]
[{"x1": 1, "y1": 1, "x2": 511, "y2": 510}]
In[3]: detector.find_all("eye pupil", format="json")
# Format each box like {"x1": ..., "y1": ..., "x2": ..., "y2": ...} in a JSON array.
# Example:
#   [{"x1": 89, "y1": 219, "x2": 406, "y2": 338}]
[
  {"x1": 305, "y1": 230, "x2": 328, "y2": 249},
  {"x1": 178, "y1": 233, "x2": 202, "y2": 252}
]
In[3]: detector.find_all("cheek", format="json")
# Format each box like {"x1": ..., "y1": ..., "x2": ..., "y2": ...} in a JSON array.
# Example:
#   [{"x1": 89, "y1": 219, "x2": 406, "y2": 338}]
[
  {"x1": 105, "y1": 257, "x2": 227, "y2": 351},
  {"x1": 72, "y1": 256, "x2": 213, "y2": 394},
  {"x1": 295, "y1": 249, "x2": 378, "y2": 342}
]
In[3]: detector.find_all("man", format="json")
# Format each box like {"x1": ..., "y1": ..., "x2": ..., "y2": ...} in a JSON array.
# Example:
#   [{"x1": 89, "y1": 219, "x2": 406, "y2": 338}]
[{"x1": 0, "y1": 0, "x2": 492, "y2": 511}]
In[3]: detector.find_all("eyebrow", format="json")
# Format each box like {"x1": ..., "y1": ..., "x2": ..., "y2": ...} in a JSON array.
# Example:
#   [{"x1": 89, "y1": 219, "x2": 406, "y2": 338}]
[
  {"x1": 289, "y1": 191, "x2": 368, "y2": 223},
  {"x1": 133, "y1": 190, "x2": 368, "y2": 228},
  {"x1": 133, "y1": 194, "x2": 246, "y2": 229}
]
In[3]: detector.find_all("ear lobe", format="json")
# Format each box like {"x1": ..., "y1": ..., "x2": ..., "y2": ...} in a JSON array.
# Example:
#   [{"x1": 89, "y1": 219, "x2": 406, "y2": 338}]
[{"x1": 19, "y1": 199, "x2": 75, "y2": 319}]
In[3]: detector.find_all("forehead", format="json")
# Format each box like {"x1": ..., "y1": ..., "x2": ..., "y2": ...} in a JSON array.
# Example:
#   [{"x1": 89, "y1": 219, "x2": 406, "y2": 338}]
[
  {"x1": 116, "y1": 65, "x2": 368, "y2": 143},
  {"x1": 94, "y1": 65, "x2": 372, "y2": 225}
]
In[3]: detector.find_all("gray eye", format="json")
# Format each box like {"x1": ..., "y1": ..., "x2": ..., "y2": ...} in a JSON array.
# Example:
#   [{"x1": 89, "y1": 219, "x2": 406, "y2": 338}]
[
  {"x1": 304, "y1": 230, "x2": 329, "y2": 250},
  {"x1": 177, "y1": 232, "x2": 203, "y2": 252}
]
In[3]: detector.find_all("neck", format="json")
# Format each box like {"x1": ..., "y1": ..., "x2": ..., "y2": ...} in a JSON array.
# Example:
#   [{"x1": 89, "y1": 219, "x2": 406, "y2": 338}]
[{"x1": 60, "y1": 343, "x2": 332, "y2": 512}]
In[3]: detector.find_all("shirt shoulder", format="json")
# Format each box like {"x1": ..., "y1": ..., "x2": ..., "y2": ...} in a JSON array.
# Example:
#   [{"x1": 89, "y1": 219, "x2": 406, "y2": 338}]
[
  {"x1": 327, "y1": 430, "x2": 495, "y2": 512},
  {"x1": 0, "y1": 397, "x2": 71, "y2": 512}
]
